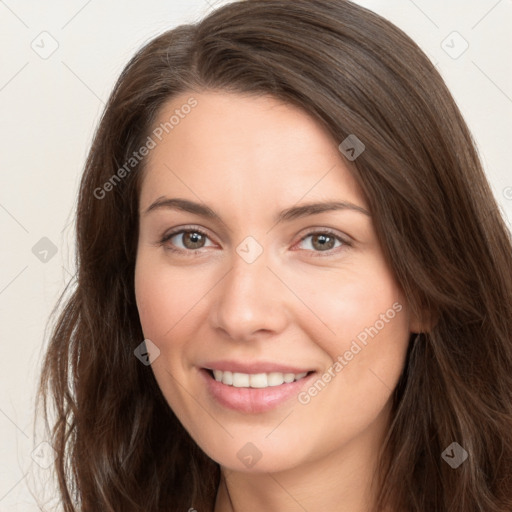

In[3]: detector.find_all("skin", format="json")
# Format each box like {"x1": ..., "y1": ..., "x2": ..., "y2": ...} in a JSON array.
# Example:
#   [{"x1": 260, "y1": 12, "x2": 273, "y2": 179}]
[{"x1": 134, "y1": 90, "x2": 425, "y2": 512}]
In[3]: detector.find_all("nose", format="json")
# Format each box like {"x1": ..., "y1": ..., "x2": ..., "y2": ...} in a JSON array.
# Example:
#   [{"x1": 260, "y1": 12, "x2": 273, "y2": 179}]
[{"x1": 209, "y1": 243, "x2": 290, "y2": 342}]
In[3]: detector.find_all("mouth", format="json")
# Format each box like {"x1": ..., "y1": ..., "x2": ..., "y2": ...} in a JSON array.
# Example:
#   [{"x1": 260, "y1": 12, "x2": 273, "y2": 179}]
[
  {"x1": 204, "y1": 368, "x2": 315, "y2": 388},
  {"x1": 200, "y1": 367, "x2": 317, "y2": 413}
]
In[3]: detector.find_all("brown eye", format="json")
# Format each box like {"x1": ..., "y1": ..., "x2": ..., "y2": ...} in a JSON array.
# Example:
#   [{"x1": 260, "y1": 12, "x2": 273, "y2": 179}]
[
  {"x1": 296, "y1": 231, "x2": 347, "y2": 254},
  {"x1": 311, "y1": 233, "x2": 336, "y2": 251},
  {"x1": 161, "y1": 228, "x2": 215, "y2": 252},
  {"x1": 181, "y1": 231, "x2": 206, "y2": 249}
]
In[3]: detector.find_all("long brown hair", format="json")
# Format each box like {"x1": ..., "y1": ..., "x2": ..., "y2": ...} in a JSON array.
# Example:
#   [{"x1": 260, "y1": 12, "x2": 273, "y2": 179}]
[{"x1": 37, "y1": 1, "x2": 512, "y2": 510}]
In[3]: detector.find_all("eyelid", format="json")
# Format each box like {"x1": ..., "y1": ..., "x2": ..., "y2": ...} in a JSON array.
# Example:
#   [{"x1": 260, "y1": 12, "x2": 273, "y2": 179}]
[
  {"x1": 292, "y1": 227, "x2": 352, "y2": 256},
  {"x1": 159, "y1": 225, "x2": 216, "y2": 247},
  {"x1": 296, "y1": 226, "x2": 351, "y2": 243}
]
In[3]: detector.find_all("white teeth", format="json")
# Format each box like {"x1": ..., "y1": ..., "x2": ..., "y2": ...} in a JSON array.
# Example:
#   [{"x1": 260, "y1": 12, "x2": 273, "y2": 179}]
[
  {"x1": 233, "y1": 372, "x2": 250, "y2": 387},
  {"x1": 221, "y1": 371, "x2": 233, "y2": 385},
  {"x1": 210, "y1": 370, "x2": 309, "y2": 388},
  {"x1": 267, "y1": 372, "x2": 285, "y2": 386},
  {"x1": 249, "y1": 373, "x2": 268, "y2": 388}
]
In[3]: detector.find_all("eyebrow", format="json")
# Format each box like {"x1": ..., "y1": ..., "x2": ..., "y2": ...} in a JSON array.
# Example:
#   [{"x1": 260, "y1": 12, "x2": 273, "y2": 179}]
[{"x1": 143, "y1": 197, "x2": 371, "y2": 223}]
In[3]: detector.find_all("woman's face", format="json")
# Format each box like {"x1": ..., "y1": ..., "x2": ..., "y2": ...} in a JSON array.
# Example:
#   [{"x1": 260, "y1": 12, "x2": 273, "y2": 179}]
[{"x1": 135, "y1": 90, "x2": 422, "y2": 473}]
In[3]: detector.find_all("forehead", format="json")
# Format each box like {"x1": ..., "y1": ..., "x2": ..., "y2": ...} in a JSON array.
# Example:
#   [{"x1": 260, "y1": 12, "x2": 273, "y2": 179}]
[{"x1": 139, "y1": 90, "x2": 366, "y2": 211}]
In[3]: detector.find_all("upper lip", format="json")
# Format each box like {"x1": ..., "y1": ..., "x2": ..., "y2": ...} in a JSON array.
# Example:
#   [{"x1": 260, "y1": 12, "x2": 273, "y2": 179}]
[{"x1": 201, "y1": 360, "x2": 315, "y2": 374}]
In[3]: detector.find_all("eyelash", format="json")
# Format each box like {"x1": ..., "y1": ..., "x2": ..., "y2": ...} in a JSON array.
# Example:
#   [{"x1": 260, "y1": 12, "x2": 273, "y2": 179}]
[{"x1": 158, "y1": 225, "x2": 351, "y2": 257}]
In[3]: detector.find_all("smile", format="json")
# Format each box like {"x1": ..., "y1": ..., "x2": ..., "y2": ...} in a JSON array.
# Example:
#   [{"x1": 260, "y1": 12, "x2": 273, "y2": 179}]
[
  {"x1": 200, "y1": 366, "x2": 317, "y2": 414},
  {"x1": 210, "y1": 369, "x2": 309, "y2": 388}
]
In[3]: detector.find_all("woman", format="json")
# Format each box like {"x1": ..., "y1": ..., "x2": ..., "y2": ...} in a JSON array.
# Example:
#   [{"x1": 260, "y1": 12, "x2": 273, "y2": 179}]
[{"x1": 38, "y1": 1, "x2": 512, "y2": 511}]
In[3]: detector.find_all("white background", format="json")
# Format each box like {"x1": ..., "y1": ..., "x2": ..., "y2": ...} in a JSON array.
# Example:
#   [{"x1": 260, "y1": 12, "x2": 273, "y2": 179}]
[{"x1": 0, "y1": 0, "x2": 511, "y2": 509}]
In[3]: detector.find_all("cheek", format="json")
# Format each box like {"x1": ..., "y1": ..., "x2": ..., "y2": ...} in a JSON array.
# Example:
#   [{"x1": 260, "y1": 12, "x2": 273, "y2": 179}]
[
  {"x1": 283, "y1": 260, "x2": 410, "y2": 462},
  {"x1": 134, "y1": 251, "x2": 209, "y2": 341},
  {"x1": 134, "y1": 253, "x2": 199, "y2": 399},
  {"x1": 134, "y1": 271, "x2": 175, "y2": 342},
  {"x1": 290, "y1": 253, "x2": 408, "y2": 347},
  {"x1": 291, "y1": 253, "x2": 410, "y2": 402},
  {"x1": 134, "y1": 253, "x2": 208, "y2": 426},
  {"x1": 134, "y1": 250, "x2": 224, "y2": 403}
]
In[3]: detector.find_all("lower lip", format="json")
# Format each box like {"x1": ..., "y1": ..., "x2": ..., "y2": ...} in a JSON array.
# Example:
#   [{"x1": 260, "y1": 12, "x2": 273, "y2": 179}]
[{"x1": 200, "y1": 368, "x2": 316, "y2": 413}]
